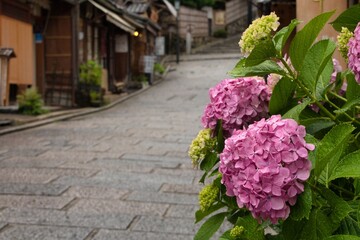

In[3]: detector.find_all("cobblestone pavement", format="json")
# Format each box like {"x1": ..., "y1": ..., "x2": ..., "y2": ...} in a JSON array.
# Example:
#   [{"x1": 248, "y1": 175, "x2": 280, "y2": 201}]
[{"x1": 0, "y1": 54, "x2": 239, "y2": 239}]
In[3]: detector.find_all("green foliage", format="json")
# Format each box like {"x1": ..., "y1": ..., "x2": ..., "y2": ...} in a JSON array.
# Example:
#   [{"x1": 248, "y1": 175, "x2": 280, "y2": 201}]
[
  {"x1": 79, "y1": 60, "x2": 102, "y2": 86},
  {"x1": 133, "y1": 74, "x2": 148, "y2": 83},
  {"x1": 193, "y1": 5, "x2": 360, "y2": 240},
  {"x1": 289, "y1": 11, "x2": 335, "y2": 71},
  {"x1": 17, "y1": 87, "x2": 48, "y2": 116},
  {"x1": 153, "y1": 63, "x2": 165, "y2": 74},
  {"x1": 213, "y1": 29, "x2": 227, "y2": 38}
]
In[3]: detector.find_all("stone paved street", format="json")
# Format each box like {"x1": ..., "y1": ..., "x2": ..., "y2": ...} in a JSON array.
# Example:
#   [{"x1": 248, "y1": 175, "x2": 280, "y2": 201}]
[{"x1": 0, "y1": 53, "x2": 239, "y2": 239}]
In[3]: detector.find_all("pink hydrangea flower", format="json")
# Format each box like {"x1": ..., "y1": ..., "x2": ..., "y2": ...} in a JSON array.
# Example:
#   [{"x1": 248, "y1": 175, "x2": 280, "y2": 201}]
[
  {"x1": 348, "y1": 22, "x2": 360, "y2": 83},
  {"x1": 331, "y1": 58, "x2": 347, "y2": 95},
  {"x1": 219, "y1": 115, "x2": 314, "y2": 224},
  {"x1": 201, "y1": 77, "x2": 270, "y2": 135}
]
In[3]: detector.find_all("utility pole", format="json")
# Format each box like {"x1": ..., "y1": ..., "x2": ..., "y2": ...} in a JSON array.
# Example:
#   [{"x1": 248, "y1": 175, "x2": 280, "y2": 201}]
[{"x1": 175, "y1": 0, "x2": 180, "y2": 64}]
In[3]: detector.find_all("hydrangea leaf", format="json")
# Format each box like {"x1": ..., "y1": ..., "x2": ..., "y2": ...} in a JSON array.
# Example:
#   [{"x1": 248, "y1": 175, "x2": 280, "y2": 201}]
[
  {"x1": 334, "y1": 98, "x2": 360, "y2": 115},
  {"x1": 289, "y1": 182, "x2": 312, "y2": 221},
  {"x1": 298, "y1": 39, "x2": 336, "y2": 98},
  {"x1": 219, "y1": 230, "x2": 231, "y2": 240},
  {"x1": 269, "y1": 76, "x2": 296, "y2": 115},
  {"x1": 245, "y1": 39, "x2": 276, "y2": 67},
  {"x1": 329, "y1": 149, "x2": 360, "y2": 181},
  {"x1": 300, "y1": 117, "x2": 335, "y2": 136},
  {"x1": 315, "y1": 57, "x2": 334, "y2": 100},
  {"x1": 314, "y1": 123, "x2": 355, "y2": 179},
  {"x1": 331, "y1": 4, "x2": 360, "y2": 32},
  {"x1": 195, "y1": 202, "x2": 225, "y2": 223},
  {"x1": 325, "y1": 236, "x2": 360, "y2": 240},
  {"x1": 215, "y1": 120, "x2": 224, "y2": 153},
  {"x1": 298, "y1": 208, "x2": 333, "y2": 240},
  {"x1": 228, "y1": 60, "x2": 287, "y2": 78},
  {"x1": 200, "y1": 152, "x2": 218, "y2": 172},
  {"x1": 273, "y1": 18, "x2": 300, "y2": 54},
  {"x1": 346, "y1": 73, "x2": 360, "y2": 101},
  {"x1": 319, "y1": 186, "x2": 353, "y2": 228},
  {"x1": 289, "y1": 11, "x2": 335, "y2": 71},
  {"x1": 194, "y1": 212, "x2": 228, "y2": 240},
  {"x1": 318, "y1": 143, "x2": 344, "y2": 186},
  {"x1": 282, "y1": 98, "x2": 311, "y2": 122},
  {"x1": 235, "y1": 215, "x2": 265, "y2": 240},
  {"x1": 305, "y1": 134, "x2": 319, "y2": 167},
  {"x1": 283, "y1": 208, "x2": 333, "y2": 240},
  {"x1": 334, "y1": 216, "x2": 360, "y2": 236}
]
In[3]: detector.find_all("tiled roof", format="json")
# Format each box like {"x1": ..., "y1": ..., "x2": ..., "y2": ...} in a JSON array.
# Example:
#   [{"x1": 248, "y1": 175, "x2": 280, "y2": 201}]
[{"x1": 127, "y1": 2, "x2": 149, "y2": 13}]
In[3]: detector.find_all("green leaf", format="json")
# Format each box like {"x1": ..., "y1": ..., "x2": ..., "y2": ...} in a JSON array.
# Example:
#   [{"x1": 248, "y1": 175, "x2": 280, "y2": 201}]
[
  {"x1": 200, "y1": 152, "x2": 218, "y2": 172},
  {"x1": 289, "y1": 11, "x2": 335, "y2": 71},
  {"x1": 290, "y1": 183, "x2": 312, "y2": 221},
  {"x1": 325, "y1": 235, "x2": 360, "y2": 240},
  {"x1": 331, "y1": 4, "x2": 360, "y2": 32},
  {"x1": 236, "y1": 215, "x2": 265, "y2": 240},
  {"x1": 282, "y1": 99, "x2": 311, "y2": 122},
  {"x1": 319, "y1": 186, "x2": 353, "y2": 227},
  {"x1": 300, "y1": 117, "x2": 335, "y2": 135},
  {"x1": 346, "y1": 73, "x2": 360, "y2": 102},
  {"x1": 269, "y1": 77, "x2": 295, "y2": 115},
  {"x1": 305, "y1": 134, "x2": 319, "y2": 167},
  {"x1": 318, "y1": 143, "x2": 344, "y2": 186},
  {"x1": 354, "y1": 179, "x2": 360, "y2": 196},
  {"x1": 245, "y1": 39, "x2": 276, "y2": 66},
  {"x1": 298, "y1": 39, "x2": 336, "y2": 97},
  {"x1": 335, "y1": 216, "x2": 360, "y2": 236},
  {"x1": 329, "y1": 149, "x2": 360, "y2": 181},
  {"x1": 195, "y1": 203, "x2": 225, "y2": 223},
  {"x1": 228, "y1": 60, "x2": 287, "y2": 78},
  {"x1": 315, "y1": 57, "x2": 334, "y2": 100},
  {"x1": 273, "y1": 19, "x2": 300, "y2": 54},
  {"x1": 282, "y1": 218, "x2": 306, "y2": 240},
  {"x1": 315, "y1": 124, "x2": 355, "y2": 179},
  {"x1": 194, "y1": 212, "x2": 227, "y2": 240},
  {"x1": 219, "y1": 230, "x2": 231, "y2": 240},
  {"x1": 199, "y1": 171, "x2": 207, "y2": 184},
  {"x1": 284, "y1": 208, "x2": 333, "y2": 240},
  {"x1": 215, "y1": 120, "x2": 224, "y2": 153},
  {"x1": 334, "y1": 98, "x2": 360, "y2": 115},
  {"x1": 299, "y1": 208, "x2": 333, "y2": 240}
]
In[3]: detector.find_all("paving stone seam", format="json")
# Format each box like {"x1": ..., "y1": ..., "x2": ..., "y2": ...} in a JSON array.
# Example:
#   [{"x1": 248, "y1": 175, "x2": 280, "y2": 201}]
[{"x1": 83, "y1": 228, "x2": 100, "y2": 240}]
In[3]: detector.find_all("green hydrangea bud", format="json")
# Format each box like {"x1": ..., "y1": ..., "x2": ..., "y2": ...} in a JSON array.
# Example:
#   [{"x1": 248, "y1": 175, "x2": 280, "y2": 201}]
[
  {"x1": 188, "y1": 129, "x2": 216, "y2": 167},
  {"x1": 239, "y1": 12, "x2": 280, "y2": 55},
  {"x1": 199, "y1": 184, "x2": 219, "y2": 211},
  {"x1": 230, "y1": 226, "x2": 245, "y2": 239},
  {"x1": 337, "y1": 27, "x2": 354, "y2": 61}
]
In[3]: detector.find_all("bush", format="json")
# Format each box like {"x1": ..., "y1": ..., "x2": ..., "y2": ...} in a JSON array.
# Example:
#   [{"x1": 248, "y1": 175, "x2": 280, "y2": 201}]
[
  {"x1": 77, "y1": 60, "x2": 103, "y2": 107},
  {"x1": 17, "y1": 87, "x2": 48, "y2": 115},
  {"x1": 79, "y1": 60, "x2": 102, "y2": 86},
  {"x1": 154, "y1": 63, "x2": 165, "y2": 74},
  {"x1": 213, "y1": 29, "x2": 227, "y2": 38}
]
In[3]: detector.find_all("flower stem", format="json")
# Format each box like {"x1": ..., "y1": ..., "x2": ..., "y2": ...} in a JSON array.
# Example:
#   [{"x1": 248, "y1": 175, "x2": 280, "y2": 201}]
[
  {"x1": 328, "y1": 91, "x2": 347, "y2": 102},
  {"x1": 325, "y1": 94, "x2": 360, "y2": 125}
]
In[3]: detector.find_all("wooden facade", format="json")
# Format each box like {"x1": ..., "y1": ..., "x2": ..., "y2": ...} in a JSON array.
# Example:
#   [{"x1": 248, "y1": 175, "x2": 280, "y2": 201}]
[
  {"x1": 0, "y1": 0, "x2": 158, "y2": 107},
  {"x1": 0, "y1": 0, "x2": 34, "y2": 104},
  {"x1": 44, "y1": 1, "x2": 74, "y2": 106}
]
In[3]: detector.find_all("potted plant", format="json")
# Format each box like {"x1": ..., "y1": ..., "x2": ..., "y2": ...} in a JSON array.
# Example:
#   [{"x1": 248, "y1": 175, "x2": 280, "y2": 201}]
[{"x1": 76, "y1": 60, "x2": 103, "y2": 107}]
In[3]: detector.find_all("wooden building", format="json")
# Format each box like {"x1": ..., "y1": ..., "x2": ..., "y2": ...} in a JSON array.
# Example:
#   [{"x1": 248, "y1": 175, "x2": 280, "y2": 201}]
[
  {"x1": 0, "y1": 0, "x2": 154, "y2": 107},
  {"x1": 0, "y1": 0, "x2": 36, "y2": 105}
]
